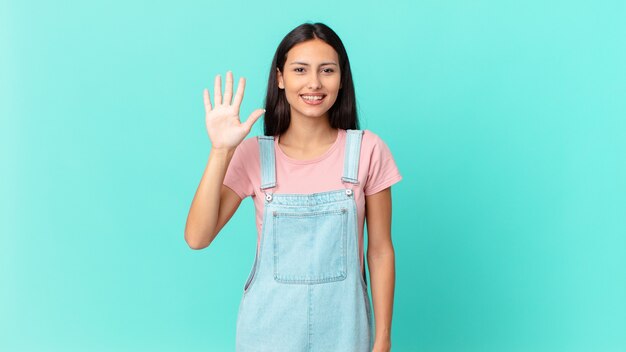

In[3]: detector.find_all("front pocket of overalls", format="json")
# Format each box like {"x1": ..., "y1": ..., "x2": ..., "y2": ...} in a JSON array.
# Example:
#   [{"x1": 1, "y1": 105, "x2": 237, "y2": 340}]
[{"x1": 272, "y1": 208, "x2": 348, "y2": 284}]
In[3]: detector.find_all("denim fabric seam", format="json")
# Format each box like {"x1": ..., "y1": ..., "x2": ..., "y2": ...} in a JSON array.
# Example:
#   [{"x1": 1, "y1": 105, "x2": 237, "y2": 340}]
[
  {"x1": 243, "y1": 202, "x2": 270, "y2": 297},
  {"x1": 308, "y1": 284, "x2": 313, "y2": 352},
  {"x1": 341, "y1": 176, "x2": 359, "y2": 184},
  {"x1": 350, "y1": 196, "x2": 372, "y2": 326},
  {"x1": 268, "y1": 188, "x2": 349, "y2": 198},
  {"x1": 243, "y1": 252, "x2": 257, "y2": 293},
  {"x1": 273, "y1": 208, "x2": 347, "y2": 218},
  {"x1": 267, "y1": 199, "x2": 348, "y2": 208}
]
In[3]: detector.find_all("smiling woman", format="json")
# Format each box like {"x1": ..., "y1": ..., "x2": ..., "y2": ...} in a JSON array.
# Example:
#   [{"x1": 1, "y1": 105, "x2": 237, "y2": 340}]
[
  {"x1": 276, "y1": 38, "x2": 342, "y2": 119},
  {"x1": 263, "y1": 23, "x2": 358, "y2": 138},
  {"x1": 185, "y1": 22, "x2": 402, "y2": 352}
]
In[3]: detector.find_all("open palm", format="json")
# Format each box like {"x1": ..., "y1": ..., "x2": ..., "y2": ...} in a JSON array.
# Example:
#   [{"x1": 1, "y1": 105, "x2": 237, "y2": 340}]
[{"x1": 204, "y1": 71, "x2": 265, "y2": 150}]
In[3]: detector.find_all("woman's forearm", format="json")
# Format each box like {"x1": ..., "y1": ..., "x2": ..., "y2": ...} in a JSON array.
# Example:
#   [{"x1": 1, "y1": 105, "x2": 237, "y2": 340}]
[
  {"x1": 368, "y1": 247, "x2": 396, "y2": 348},
  {"x1": 184, "y1": 147, "x2": 234, "y2": 249}
]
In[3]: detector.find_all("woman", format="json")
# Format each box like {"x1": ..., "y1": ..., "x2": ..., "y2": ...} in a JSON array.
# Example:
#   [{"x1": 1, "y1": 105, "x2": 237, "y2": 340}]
[{"x1": 185, "y1": 22, "x2": 402, "y2": 352}]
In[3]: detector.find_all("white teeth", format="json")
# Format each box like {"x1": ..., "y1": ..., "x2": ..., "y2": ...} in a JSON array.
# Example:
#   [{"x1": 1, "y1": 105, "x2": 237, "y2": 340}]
[{"x1": 302, "y1": 95, "x2": 323, "y2": 101}]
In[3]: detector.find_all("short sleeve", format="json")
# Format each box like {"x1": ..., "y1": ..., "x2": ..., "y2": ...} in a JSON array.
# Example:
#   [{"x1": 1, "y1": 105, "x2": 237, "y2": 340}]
[
  {"x1": 223, "y1": 138, "x2": 255, "y2": 199},
  {"x1": 363, "y1": 132, "x2": 403, "y2": 196}
]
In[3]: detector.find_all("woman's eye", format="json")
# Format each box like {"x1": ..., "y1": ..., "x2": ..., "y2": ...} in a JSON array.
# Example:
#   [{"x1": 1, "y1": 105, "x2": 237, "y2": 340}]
[{"x1": 293, "y1": 67, "x2": 335, "y2": 73}]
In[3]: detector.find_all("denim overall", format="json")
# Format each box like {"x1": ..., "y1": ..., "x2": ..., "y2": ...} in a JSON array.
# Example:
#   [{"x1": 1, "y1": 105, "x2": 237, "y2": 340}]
[{"x1": 235, "y1": 129, "x2": 374, "y2": 352}]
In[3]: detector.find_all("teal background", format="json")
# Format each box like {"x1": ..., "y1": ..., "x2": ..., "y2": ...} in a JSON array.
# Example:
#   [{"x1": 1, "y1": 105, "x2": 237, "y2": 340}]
[{"x1": 1, "y1": 0, "x2": 625, "y2": 351}]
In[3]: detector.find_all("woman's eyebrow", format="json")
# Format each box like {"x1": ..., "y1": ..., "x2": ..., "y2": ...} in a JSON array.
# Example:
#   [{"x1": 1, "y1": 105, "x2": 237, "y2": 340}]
[{"x1": 288, "y1": 61, "x2": 338, "y2": 66}]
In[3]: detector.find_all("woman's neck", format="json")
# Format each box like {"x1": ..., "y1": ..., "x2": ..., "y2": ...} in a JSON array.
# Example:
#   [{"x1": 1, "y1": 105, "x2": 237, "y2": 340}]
[{"x1": 279, "y1": 116, "x2": 337, "y2": 150}]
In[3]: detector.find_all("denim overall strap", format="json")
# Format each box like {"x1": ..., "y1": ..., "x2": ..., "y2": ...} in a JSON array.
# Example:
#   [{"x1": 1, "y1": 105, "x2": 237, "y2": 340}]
[
  {"x1": 258, "y1": 135, "x2": 276, "y2": 190},
  {"x1": 341, "y1": 129, "x2": 364, "y2": 184}
]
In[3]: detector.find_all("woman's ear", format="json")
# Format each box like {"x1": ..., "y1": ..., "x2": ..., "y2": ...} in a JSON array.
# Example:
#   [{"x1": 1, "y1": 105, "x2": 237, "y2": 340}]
[{"x1": 276, "y1": 68, "x2": 284, "y2": 89}]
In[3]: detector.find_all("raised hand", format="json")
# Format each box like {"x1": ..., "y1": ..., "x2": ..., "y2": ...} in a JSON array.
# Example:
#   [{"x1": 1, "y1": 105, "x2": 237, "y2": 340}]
[{"x1": 203, "y1": 71, "x2": 265, "y2": 151}]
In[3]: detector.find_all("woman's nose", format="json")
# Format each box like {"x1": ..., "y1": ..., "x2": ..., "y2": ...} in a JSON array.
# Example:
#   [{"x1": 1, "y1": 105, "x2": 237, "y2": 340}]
[{"x1": 307, "y1": 73, "x2": 322, "y2": 89}]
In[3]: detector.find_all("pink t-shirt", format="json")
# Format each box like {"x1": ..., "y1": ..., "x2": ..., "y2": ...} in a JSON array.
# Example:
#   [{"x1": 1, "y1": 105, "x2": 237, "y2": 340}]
[{"x1": 223, "y1": 128, "x2": 403, "y2": 274}]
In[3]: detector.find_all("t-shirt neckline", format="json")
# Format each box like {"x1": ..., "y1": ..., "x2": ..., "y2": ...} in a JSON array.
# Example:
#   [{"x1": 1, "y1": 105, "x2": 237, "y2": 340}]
[{"x1": 275, "y1": 129, "x2": 345, "y2": 165}]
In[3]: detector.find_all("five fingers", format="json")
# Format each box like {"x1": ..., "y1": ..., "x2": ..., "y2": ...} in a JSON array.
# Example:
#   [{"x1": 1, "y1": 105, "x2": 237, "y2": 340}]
[{"x1": 204, "y1": 71, "x2": 263, "y2": 126}]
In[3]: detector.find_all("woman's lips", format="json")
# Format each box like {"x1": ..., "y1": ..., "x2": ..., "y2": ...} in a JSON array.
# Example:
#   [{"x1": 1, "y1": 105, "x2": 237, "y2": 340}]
[{"x1": 300, "y1": 94, "x2": 326, "y2": 105}]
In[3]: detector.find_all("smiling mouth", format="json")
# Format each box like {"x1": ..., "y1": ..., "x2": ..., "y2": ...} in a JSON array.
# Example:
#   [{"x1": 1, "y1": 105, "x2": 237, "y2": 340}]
[
  {"x1": 300, "y1": 94, "x2": 326, "y2": 101},
  {"x1": 300, "y1": 95, "x2": 325, "y2": 105}
]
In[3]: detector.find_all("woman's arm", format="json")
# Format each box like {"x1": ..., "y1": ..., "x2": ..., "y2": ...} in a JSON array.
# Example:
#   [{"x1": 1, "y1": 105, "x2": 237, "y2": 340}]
[
  {"x1": 184, "y1": 71, "x2": 263, "y2": 249},
  {"x1": 184, "y1": 149, "x2": 243, "y2": 249},
  {"x1": 365, "y1": 187, "x2": 395, "y2": 352}
]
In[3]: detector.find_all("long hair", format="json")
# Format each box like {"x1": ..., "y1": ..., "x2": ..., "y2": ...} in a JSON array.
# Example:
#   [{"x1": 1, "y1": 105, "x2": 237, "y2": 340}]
[{"x1": 263, "y1": 22, "x2": 359, "y2": 136}]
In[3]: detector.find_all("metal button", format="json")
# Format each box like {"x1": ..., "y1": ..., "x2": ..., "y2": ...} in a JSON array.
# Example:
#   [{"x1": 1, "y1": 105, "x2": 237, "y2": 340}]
[
  {"x1": 265, "y1": 193, "x2": 273, "y2": 201},
  {"x1": 345, "y1": 189, "x2": 353, "y2": 196}
]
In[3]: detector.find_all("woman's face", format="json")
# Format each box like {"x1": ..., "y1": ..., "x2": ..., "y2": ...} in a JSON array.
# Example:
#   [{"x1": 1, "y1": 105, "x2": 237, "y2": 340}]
[{"x1": 277, "y1": 38, "x2": 342, "y2": 122}]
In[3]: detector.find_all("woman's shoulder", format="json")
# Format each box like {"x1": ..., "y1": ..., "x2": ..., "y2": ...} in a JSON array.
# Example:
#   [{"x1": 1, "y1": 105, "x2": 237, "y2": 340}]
[
  {"x1": 230, "y1": 135, "x2": 262, "y2": 162},
  {"x1": 238, "y1": 134, "x2": 263, "y2": 151},
  {"x1": 361, "y1": 129, "x2": 381, "y2": 140},
  {"x1": 360, "y1": 129, "x2": 390, "y2": 151}
]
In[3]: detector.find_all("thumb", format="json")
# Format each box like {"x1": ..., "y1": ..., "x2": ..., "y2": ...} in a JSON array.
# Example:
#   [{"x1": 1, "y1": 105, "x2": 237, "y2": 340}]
[{"x1": 244, "y1": 109, "x2": 265, "y2": 131}]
